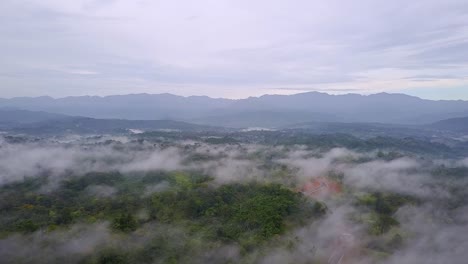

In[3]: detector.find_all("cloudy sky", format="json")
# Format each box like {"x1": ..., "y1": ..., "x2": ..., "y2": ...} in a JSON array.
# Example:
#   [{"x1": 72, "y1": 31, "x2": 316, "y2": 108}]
[{"x1": 1, "y1": 0, "x2": 468, "y2": 99}]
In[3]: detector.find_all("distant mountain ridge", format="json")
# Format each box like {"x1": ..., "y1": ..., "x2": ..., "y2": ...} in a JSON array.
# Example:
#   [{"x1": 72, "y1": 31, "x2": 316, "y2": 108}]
[
  {"x1": 0, "y1": 109, "x2": 222, "y2": 135},
  {"x1": 2, "y1": 92, "x2": 468, "y2": 127}
]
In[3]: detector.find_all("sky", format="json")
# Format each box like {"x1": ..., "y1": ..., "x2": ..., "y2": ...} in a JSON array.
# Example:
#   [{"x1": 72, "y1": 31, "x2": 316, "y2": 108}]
[{"x1": 1, "y1": 0, "x2": 468, "y2": 99}]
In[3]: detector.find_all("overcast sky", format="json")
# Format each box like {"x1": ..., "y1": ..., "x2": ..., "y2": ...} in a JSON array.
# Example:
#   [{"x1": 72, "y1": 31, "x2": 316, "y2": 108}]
[{"x1": 1, "y1": 0, "x2": 468, "y2": 99}]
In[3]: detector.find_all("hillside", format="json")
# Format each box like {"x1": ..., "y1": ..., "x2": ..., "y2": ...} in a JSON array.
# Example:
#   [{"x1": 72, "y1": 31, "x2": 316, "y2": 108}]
[
  {"x1": 0, "y1": 108, "x2": 68, "y2": 124},
  {"x1": 429, "y1": 116, "x2": 468, "y2": 133},
  {"x1": 0, "y1": 109, "x2": 222, "y2": 135}
]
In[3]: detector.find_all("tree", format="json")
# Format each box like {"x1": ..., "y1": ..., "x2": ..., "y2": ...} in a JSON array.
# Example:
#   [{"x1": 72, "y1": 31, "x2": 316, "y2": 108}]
[{"x1": 112, "y1": 213, "x2": 137, "y2": 232}]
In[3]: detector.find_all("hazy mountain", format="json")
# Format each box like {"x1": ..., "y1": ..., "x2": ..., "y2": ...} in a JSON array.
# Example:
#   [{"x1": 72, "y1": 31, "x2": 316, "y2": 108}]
[
  {"x1": 2, "y1": 92, "x2": 468, "y2": 127},
  {"x1": 0, "y1": 109, "x2": 222, "y2": 135},
  {"x1": 0, "y1": 108, "x2": 68, "y2": 124},
  {"x1": 0, "y1": 94, "x2": 232, "y2": 120},
  {"x1": 428, "y1": 116, "x2": 468, "y2": 133},
  {"x1": 228, "y1": 92, "x2": 468, "y2": 124}
]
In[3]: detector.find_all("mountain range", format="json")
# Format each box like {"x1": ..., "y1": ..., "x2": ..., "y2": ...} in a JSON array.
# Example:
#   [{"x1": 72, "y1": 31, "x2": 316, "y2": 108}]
[{"x1": 1, "y1": 92, "x2": 468, "y2": 129}]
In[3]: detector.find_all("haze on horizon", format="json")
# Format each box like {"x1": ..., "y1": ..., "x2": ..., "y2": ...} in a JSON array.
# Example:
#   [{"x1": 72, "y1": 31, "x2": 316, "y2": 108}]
[{"x1": 1, "y1": 0, "x2": 468, "y2": 100}]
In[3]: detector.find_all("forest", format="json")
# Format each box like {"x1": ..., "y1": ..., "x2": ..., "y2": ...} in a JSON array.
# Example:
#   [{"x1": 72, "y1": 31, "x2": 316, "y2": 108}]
[{"x1": 1, "y1": 132, "x2": 467, "y2": 263}]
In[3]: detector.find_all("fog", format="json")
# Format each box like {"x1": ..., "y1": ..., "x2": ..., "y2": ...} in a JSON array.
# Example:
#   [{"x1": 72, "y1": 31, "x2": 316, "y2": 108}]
[
  {"x1": 0, "y1": 223, "x2": 111, "y2": 264},
  {"x1": 1, "y1": 136, "x2": 467, "y2": 263}
]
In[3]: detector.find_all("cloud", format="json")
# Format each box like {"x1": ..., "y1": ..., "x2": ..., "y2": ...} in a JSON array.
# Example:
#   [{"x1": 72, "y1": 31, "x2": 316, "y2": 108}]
[
  {"x1": 279, "y1": 147, "x2": 360, "y2": 182},
  {"x1": 0, "y1": 140, "x2": 185, "y2": 186},
  {"x1": 1, "y1": 0, "x2": 468, "y2": 98},
  {"x1": 383, "y1": 205, "x2": 468, "y2": 264},
  {"x1": 341, "y1": 158, "x2": 434, "y2": 197},
  {"x1": 0, "y1": 223, "x2": 111, "y2": 264}
]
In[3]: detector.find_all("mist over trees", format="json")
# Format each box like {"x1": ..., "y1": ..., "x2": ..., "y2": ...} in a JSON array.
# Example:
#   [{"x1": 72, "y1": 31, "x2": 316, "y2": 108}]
[{"x1": 0, "y1": 133, "x2": 467, "y2": 264}]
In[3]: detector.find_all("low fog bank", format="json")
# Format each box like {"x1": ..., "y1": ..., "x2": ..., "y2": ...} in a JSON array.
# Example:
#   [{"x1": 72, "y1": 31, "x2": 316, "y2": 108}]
[
  {"x1": 0, "y1": 223, "x2": 111, "y2": 264},
  {"x1": 1, "y1": 135, "x2": 468, "y2": 263},
  {"x1": 0, "y1": 135, "x2": 268, "y2": 186},
  {"x1": 384, "y1": 205, "x2": 468, "y2": 264}
]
